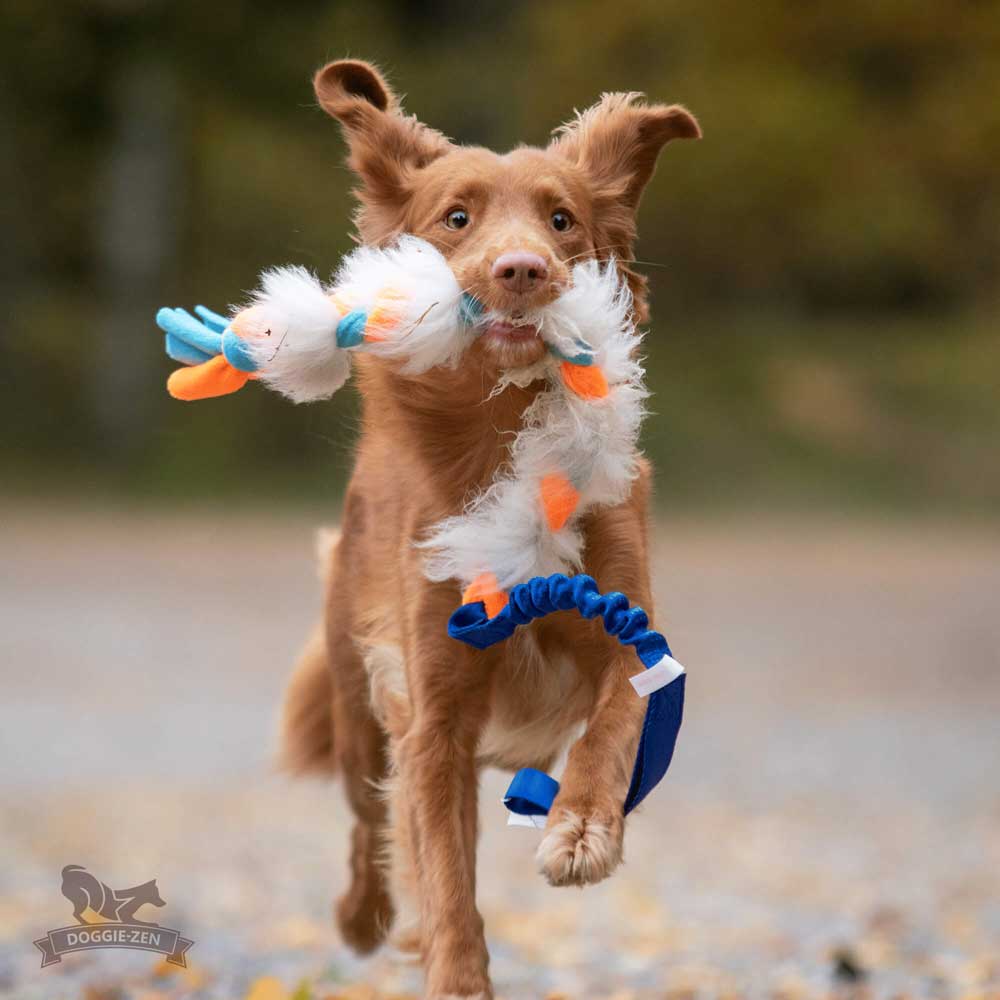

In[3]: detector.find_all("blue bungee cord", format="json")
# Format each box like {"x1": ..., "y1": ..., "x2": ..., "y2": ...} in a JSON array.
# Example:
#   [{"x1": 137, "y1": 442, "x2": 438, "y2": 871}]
[{"x1": 448, "y1": 572, "x2": 685, "y2": 822}]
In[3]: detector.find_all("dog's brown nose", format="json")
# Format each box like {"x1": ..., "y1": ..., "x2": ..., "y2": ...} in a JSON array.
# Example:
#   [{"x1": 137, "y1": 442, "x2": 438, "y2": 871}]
[{"x1": 491, "y1": 252, "x2": 548, "y2": 294}]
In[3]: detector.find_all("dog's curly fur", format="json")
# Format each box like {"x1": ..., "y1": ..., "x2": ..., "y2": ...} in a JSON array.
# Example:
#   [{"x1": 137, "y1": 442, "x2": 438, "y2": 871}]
[{"x1": 279, "y1": 59, "x2": 698, "y2": 998}]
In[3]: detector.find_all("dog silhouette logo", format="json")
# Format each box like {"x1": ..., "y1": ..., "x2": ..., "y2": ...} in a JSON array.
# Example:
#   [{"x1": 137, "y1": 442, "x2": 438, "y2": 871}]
[
  {"x1": 35, "y1": 865, "x2": 193, "y2": 968},
  {"x1": 60, "y1": 865, "x2": 166, "y2": 926}
]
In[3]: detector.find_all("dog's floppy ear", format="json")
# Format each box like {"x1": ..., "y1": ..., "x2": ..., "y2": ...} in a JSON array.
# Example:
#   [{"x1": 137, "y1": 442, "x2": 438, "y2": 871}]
[
  {"x1": 551, "y1": 93, "x2": 699, "y2": 321},
  {"x1": 315, "y1": 59, "x2": 394, "y2": 120},
  {"x1": 314, "y1": 60, "x2": 453, "y2": 216},
  {"x1": 550, "y1": 92, "x2": 700, "y2": 210}
]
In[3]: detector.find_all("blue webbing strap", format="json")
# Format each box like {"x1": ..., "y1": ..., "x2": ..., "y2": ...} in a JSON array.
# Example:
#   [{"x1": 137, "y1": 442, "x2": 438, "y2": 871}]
[
  {"x1": 447, "y1": 573, "x2": 685, "y2": 817},
  {"x1": 503, "y1": 768, "x2": 561, "y2": 817}
]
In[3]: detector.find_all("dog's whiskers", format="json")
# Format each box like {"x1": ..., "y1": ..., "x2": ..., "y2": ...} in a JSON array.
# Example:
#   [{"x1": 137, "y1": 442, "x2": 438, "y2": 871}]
[{"x1": 561, "y1": 246, "x2": 669, "y2": 271}]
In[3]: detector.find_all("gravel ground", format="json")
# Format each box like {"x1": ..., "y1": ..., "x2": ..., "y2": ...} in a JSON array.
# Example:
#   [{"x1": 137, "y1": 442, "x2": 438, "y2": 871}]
[{"x1": 1, "y1": 507, "x2": 998, "y2": 1000}]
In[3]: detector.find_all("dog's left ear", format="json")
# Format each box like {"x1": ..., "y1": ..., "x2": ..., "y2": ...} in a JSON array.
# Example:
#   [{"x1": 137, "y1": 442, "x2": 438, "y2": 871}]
[
  {"x1": 550, "y1": 92, "x2": 700, "y2": 209},
  {"x1": 551, "y1": 93, "x2": 699, "y2": 321}
]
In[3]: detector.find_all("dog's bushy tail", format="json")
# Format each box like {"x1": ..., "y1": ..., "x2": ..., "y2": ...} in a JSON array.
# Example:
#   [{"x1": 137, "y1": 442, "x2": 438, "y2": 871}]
[
  {"x1": 278, "y1": 620, "x2": 336, "y2": 776},
  {"x1": 277, "y1": 529, "x2": 339, "y2": 777}
]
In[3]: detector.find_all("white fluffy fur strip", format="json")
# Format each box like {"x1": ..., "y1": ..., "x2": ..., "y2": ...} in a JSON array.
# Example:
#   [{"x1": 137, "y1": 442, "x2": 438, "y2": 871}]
[
  {"x1": 421, "y1": 258, "x2": 647, "y2": 591},
  {"x1": 234, "y1": 239, "x2": 646, "y2": 593},
  {"x1": 538, "y1": 258, "x2": 637, "y2": 378},
  {"x1": 240, "y1": 237, "x2": 470, "y2": 402},
  {"x1": 331, "y1": 236, "x2": 474, "y2": 373},
  {"x1": 420, "y1": 472, "x2": 586, "y2": 590},
  {"x1": 419, "y1": 380, "x2": 646, "y2": 590},
  {"x1": 239, "y1": 266, "x2": 348, "y2": 404}
]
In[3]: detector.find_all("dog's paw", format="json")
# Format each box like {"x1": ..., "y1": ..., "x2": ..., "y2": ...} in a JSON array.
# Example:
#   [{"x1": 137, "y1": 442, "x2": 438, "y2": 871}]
[
  {"x1": 335, "y1": 882, "x2": 393, "y2": 955},
  {"x1": 535, "y1": 808, "x2": 623, "y2": 887}
]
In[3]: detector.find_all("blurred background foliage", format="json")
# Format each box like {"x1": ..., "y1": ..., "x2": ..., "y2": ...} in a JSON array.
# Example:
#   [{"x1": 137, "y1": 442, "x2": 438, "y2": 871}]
[{"x1": 2, "y1": 0, "x2": 998, "y2": 512}]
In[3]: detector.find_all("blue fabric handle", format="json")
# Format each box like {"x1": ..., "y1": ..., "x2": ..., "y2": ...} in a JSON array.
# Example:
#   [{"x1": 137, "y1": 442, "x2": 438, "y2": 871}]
[
  {"x1": 503, "y1": 768, "x2": 560, "y2": 816},
  {"x1": 448, "y1": 573, "x2": 684, "y2": 817}
]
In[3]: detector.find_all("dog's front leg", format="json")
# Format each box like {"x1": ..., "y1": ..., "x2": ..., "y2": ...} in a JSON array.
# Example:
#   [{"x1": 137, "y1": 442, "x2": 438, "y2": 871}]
[
  {"x1": 537, "y1": 503, "x2": 655, "y2": 888},
  {"x1": 536, "y1": 644, "x2": 647, "y2": 887},
  {"x1": 398, "y1": 585, "x2": 494, "y2": 999}
]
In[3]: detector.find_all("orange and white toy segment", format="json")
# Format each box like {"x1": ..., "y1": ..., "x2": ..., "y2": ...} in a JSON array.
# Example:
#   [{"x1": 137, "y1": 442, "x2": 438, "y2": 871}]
[
  {"x1": 419, "y1": 368, "x2": 646, "y2": 593},
  {"x1": 237, "y1": 238, "x2": 469, "y2": 404},
  {"x1": 421, "y1": 257, "x2": 646, "y2": 595},
  {"x1": 237, "y1": 267, "x2": 350, "y2": 404},
  {"x1": 328, "y1": 237, "x2": 474, "y2": 373},
  {"x1": 163, "y1": 238, "x2": 647, "y2": 605}
]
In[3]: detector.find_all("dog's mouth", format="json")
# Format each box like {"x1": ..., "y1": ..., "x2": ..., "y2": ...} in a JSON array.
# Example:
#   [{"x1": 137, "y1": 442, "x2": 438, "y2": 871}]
[
  {"x1": 482, "y1": 310, "x2": 541, "y2": 343},
  {"x1": 472, "y1": 302, "x2": 549, "y2": 367}
]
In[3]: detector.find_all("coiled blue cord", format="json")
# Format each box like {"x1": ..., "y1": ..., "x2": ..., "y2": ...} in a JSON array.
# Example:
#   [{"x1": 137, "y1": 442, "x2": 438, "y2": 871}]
[{"x1": 448, "y1": 573, "x2": 685, "y2": 817}]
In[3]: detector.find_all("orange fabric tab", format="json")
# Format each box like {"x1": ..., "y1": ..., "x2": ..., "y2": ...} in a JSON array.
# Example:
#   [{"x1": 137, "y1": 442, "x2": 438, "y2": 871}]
[
  {"x1": 462, "y1": 573, "x2": 508, "y2": 619},
  {"x1": 365, "y1": 288, "x2": 407, "y2": 339},
  {"x1": 366, "y1": 305, "x2": 400, "y2": 333},
  {"x1": 560, "y1": 360, "x2": 609, "y2": 399},
  {"x1": 540, "y1": 473, "x2": 580, "y2": 532},
  {"x1": 167, "y1": 355, "x2": 251, "y2": 401},
  {"x1": 481, "y1": 590, "x2": 508, "y2": 619}
]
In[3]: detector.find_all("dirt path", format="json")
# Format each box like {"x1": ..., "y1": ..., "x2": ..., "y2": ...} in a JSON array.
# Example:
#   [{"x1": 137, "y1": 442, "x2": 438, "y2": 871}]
[{"x1": 1, "y1": 509, "x2": 998, "y2": 999}]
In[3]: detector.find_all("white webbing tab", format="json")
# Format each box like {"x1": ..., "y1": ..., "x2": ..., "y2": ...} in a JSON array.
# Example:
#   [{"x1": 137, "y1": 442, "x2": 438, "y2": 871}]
[
  {"x1": 629, "y1": 655, "x2": 686, "y2": 698},
  {"x1": 506, "y1": 811, "x2": 547, "y2": 829}
]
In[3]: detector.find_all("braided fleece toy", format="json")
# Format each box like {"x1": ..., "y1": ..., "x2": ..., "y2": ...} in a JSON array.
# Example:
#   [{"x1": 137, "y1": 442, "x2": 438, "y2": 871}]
[
  {"x1": 156, "y1": 237, "x2": 686, "y2": 820},
  {"x1": 158, "y1": 237, "x2": 646, "y2": 615}
]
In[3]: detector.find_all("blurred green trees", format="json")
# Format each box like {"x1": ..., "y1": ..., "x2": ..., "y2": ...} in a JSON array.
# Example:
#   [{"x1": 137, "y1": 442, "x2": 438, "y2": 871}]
[{"x1": 3, "y1": 0, "x2": 998, "y2": 510}]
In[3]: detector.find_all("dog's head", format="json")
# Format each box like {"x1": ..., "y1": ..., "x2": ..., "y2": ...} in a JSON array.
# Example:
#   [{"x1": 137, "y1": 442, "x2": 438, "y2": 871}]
[{"x1": 315, "y1": 60, "x2": 699, "y2": 369}]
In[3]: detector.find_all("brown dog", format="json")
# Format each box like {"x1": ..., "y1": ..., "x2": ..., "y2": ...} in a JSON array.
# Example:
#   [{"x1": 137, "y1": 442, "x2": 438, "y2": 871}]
[{"x1": 279, "y1": 59, "x2": 699, "y2": 998}]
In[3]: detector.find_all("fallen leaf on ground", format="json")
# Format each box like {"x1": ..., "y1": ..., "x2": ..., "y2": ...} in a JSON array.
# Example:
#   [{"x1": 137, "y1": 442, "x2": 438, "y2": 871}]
[{"x1": 246, "y1": 976, "x2": 288, "y2": 1000}]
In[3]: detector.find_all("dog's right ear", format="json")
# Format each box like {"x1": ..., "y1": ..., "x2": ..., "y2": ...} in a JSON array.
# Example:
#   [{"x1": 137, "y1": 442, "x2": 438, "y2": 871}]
[
  {"x1": 314, "y1": 60, "x2": 453, "y2": 217},
  {"x1": 315, "y1": 60, "x2": 394, "y2": 121}
]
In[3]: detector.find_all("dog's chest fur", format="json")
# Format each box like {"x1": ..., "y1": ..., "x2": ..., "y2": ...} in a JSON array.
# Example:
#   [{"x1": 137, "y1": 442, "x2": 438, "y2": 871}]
[
  {"x1": 361, "y1": 623, "x2": 592, "y2": 772},
  {"x1": 477, "y1": 628, "x2": 593, "y2": 770}
]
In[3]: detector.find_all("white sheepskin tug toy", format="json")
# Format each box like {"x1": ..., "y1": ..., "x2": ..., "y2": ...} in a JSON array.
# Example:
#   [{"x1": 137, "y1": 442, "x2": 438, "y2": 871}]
[
  {"x1": 156, "y1": 236, "x2": 645, "y2": 612},
  {"x1": 155, "y1": 235, "x2": 687, "y2": 823}
]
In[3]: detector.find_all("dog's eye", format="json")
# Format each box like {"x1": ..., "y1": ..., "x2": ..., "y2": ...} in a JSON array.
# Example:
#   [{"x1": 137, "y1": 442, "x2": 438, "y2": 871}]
[
  {"x1": 551, "y1": 211, "x2": 573, "y2": 232},
  {"x1": 445, "y1": 208, "x2": 470, "y2": 230}
]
